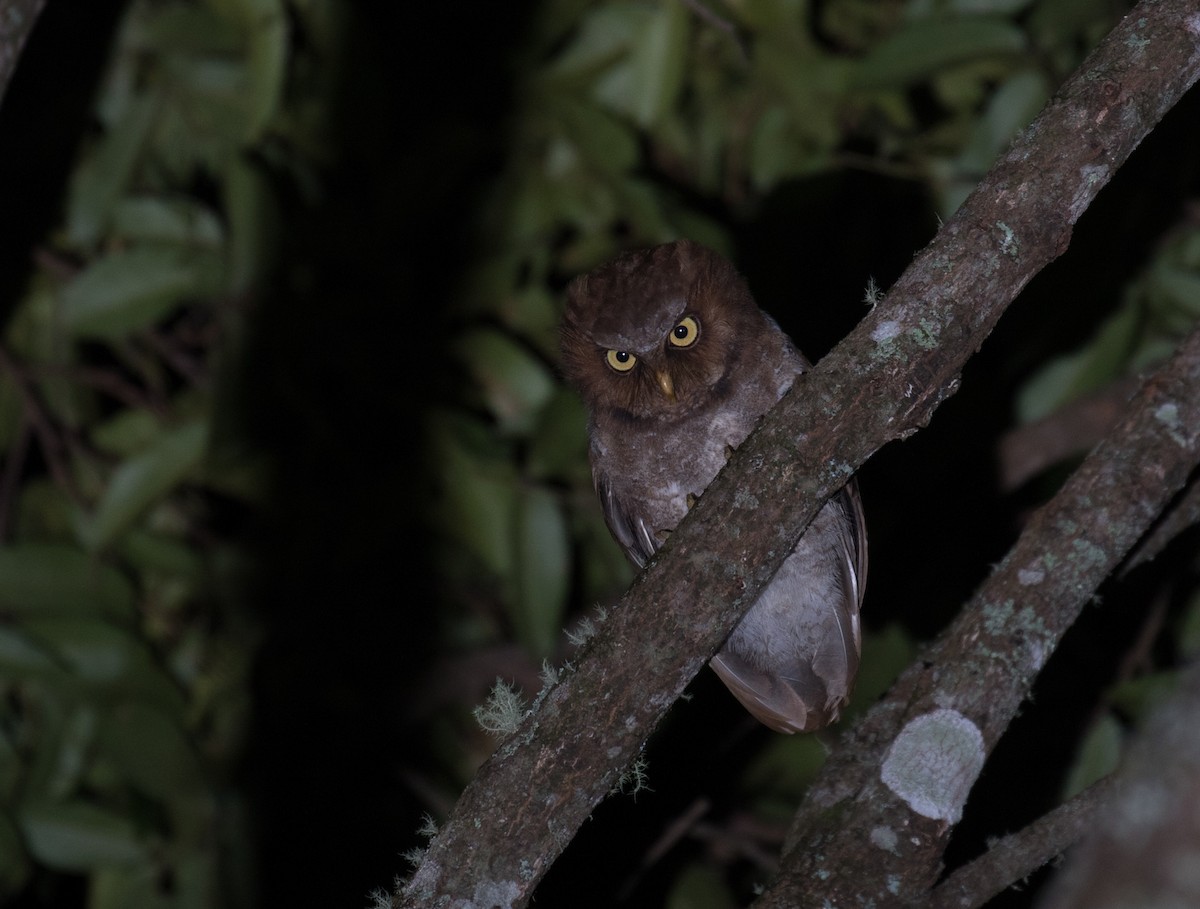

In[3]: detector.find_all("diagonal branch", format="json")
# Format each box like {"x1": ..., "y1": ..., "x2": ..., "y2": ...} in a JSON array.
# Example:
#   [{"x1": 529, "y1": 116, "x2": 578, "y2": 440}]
[
  {"x1": 759, "y1": 319, "x2": 1200, "y2": 906},
  {"x1": 927, "y1": 775, "x2": 1119, "y2": 909},
  {"x1": 0, "y1": 0, "x2": 47, "y2": 107},
  {"x1": 399, "y1": 2, "x2": 1200, "y2": 906}
]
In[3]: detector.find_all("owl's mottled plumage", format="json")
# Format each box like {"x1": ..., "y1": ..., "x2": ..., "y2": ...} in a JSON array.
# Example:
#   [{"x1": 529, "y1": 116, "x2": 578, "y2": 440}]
[{"x1": 561, "y1": 240, "x2": 866, "y2": 733}]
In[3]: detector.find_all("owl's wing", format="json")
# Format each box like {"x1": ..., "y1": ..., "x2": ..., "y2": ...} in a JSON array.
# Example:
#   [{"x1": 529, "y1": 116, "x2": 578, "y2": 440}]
[
  {"x1": 595, "y1": 470, "x2": 659, "y2": 570},
  {"x1": 710, "y1": 484, "x2": 867, "y2": 734}
]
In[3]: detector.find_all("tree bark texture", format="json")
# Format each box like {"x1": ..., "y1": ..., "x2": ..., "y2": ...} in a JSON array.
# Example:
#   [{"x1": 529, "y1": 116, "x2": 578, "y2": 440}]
[
  {"x1": 400, "y1": 3, "x2": 1200, "y2": 906},
  {"x1": 0, "y1": 0, "x2": 46, "y2": 107},
  {"x1": 761, "y1": 319, "x2": 1200, "y2": 906}
]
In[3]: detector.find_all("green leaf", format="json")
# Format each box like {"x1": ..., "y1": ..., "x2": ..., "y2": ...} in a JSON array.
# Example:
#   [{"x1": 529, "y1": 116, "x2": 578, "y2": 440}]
[
  {"x1": 0, "y1": 545, "x2": 135, "y2": 620},
  {"x1": 91, "y1": 409, "x2": 163, "y2": 458},
  {"x1": 91, "y1": 865, "x2": 174, "y2": 909},
  {"x1": 45, "y1": 705, "x2": 99, "y2": 801},
  {"x1": 526, "y1": 388, "x2": 590, "y2": 482},
  {"x1": 847, "y1": 624, "x2": 916, "y2": 717},
  {"x1": 60, "y1": 248, "x2": 222, "y2": 339},
  {"x1": 119, "y1": 530, "x2": 204, "y2": 580},
  {"x1": 111, "y1": 196, "x2": 224, "y2": 248},
  {"x1": 0, "y1": 626, "x2": 60, "y2": 677},
  {"x1": 0, "y1": 810, "x2": 31, "y2": 898},
  {"x1": 1062, "y1": 712, "x2": 1122, "y2": 798},
  {"x1": 80, "y1": 421, "x2": 209, "y2": 551},
  {"x1": 1108, "y1": 670, "x2": 1180, "y2": 722},
  {"x1": 12, "y1": 479, "x2": 76, "y2": 542},
  {"x1": 0, "y1": 727, "x2": 19, "y2": 798},
  {"x1": 954, "y1": 69, "x2": 1048, "y2": 175},
  {"x1": 18, "y1": 618, "x2": 186, "y2": 713},
  {"x1": 512, "y1": 488, "x2": 570, "y2": 658},
  {"x1": 948, "y1": 0, "x2": 1034, "y2": 12},
  {"x1": 749, "y1": 106, "x2": 796, "y2": 190},
  {"x1": 1016, "y1": 301, "x2": 1140, "y2": 422},
  {"x1": 547, "y1": 3, "x2": 637, "y2": 76},
  {"x1": 1151, "y1": 264, "x2": 1200, "y2": 318},
  {"x1": 224, "y1": 156, "x2": 281, "y2": 295},
  {"x1": 666, "y1": 864, "x2": 735, "y2": 909},
  {"x1": 595, "y1": 0, "x2": 689, "y2": 128},
  {"x1": 243, "y1": 2, "x2": 288, "y2": 140},
  {"x1": 1178, "y1": 588, "x2": 1200, "y2": 659},
  {"x1": 454, "y1": 330, "x2": 555, "y2": 436},
  {"x1": 19, "y1": 801, "x2": 146, "y2": 870},
  {"x1": 21, "y1": 619, "x2": 142, "y2": 685},
  {"x1": 98, "y1": 703, "x2": 203, "y2": 799},
  {"x1": 552, "y1": 96, "x2": 639, "y2": 176},
  {"x1": 853, "y1": 19, "x2": 1026, "y2": 89},
  {"x1": 128, "y1": 3, "x2": 241, "y2": 55},
  {"x1": 428, "y1": 412, "x2": 518, "y2": 580},
  {"x1": 65, "y1": 95, "x2": 159, "y2": 249},
  {"x1": 573, "y1": 504, "x2": 634, "y2": 602}
]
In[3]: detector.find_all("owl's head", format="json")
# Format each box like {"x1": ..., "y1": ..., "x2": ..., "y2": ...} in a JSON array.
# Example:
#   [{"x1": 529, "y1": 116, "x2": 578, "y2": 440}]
[{"x1": 561, "y1": 240, "x2": 766, "y2": 421}]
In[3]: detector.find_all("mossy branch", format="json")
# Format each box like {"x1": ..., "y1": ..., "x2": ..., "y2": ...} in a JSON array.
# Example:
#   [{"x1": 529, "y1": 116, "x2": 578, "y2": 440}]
[{"x1": 399, "y1": 3, "x2": 1200, "y2": 906}]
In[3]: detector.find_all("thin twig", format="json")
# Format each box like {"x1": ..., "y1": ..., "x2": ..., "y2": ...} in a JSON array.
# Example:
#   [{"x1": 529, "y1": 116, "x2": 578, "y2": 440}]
[
  {"x1": 143, "y1": 328, "x2": 210, "y2": 388},
  {"x1": 680, "y1": 0, "x2": 749, "y2": 61},
  {"x1": 27, "y1": 362, "x2": 169, "y2": 416},
  {"x1": 1122, "y1": 476, "x2": 1200, "y2": 576},
  {"x1": 998, "y1": 377, "x2": 1139, "y2": 490}
]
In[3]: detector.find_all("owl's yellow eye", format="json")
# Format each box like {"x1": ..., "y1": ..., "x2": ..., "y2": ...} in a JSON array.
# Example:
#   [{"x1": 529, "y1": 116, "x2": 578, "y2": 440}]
[
  {"x1": 606, "y1": 349, "x2": 637, "y2": 372},
  {"x1": 668, "y1": 316, "x2": 700, "y2": 348}
]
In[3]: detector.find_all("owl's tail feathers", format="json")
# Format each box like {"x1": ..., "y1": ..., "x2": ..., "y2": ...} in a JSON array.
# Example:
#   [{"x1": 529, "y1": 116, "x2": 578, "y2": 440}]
[
  {"x1": 710, "y1": 651, "x2": 832, "y2": 734},
  {"x1": 710, "y1": 579, "x2": 861, "y2": 735}
]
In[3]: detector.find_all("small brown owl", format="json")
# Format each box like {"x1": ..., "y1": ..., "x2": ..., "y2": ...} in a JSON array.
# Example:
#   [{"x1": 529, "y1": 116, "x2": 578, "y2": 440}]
[{"x1": 561, "y1": 240, "x2": 866, "y2": 733}]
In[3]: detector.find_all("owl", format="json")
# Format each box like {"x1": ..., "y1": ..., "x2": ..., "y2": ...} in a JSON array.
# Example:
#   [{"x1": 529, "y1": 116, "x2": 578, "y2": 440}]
[{"x1": 560, "y1": 240, "x2": 866, "y2": 733}]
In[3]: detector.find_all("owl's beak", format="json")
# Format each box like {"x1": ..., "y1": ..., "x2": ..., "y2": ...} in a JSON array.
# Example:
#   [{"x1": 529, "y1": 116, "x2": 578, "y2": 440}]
[{"x1": 655, "y1": 369, "x2": 676, "y2": 402}]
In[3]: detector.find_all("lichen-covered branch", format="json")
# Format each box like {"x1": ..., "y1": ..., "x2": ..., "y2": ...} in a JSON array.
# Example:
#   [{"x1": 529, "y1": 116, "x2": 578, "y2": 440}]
[
  {"x1": 758, "y1": 322, "x2": 1200, "y2": 906},
  {"x1": 0, "y1": 0, "x2": 47, "y2": 107},
  {"x1": 399, "y1": 2, "x2": 1200, "y2": 906}
]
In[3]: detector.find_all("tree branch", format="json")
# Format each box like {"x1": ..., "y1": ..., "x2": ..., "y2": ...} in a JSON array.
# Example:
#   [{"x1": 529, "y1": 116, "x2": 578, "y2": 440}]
[
  {"x1": 399, "y1": 2, "x2": 1200, "y2": 905},
  {"x1": 0, "y1": 0, "x2": 47, "y2": 107},
  {"x1": 927, "y1": 775, "x2": 1118, "y2": 909},
  {"x1": 997, "y1": 377, "x2": 1139, "y2": 490},
  {"x1": 758, "y1": 318, "x2": 1200, "y2": 907}
]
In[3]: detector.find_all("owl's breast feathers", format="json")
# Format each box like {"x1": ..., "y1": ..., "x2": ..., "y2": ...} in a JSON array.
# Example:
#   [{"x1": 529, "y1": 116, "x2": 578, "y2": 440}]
[
  {"x1": 587, "y1": 348, "x2": 865, "y2": 734},
  {"x1": 589, "y1": 388, "x2": 773, "y2": 566}
]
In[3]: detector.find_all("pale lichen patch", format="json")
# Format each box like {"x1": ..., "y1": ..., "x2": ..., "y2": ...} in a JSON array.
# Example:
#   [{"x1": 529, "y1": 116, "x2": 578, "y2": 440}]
[
  {"x1": 1070, "y1": 164, "x2": 1110, "y2": 222},
  {"x1": 467, "y1": 879, "x2": 520, "y2": 909},
  {"x1": 870, "y1": 825, "x2": 899, "y2": 855},
  {"x1": 1155, "y1": 401, "x2": 1188, "y2": 446},
  {"x1": 1017, "y1": 567, "x2": 1045, "y2": 586},
  {"x1": 871, "y1": 320, "x2": 902, "y2": 343},
  {"x1": 880, "y1": 708, "x2": 986, "y2": 823}
]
